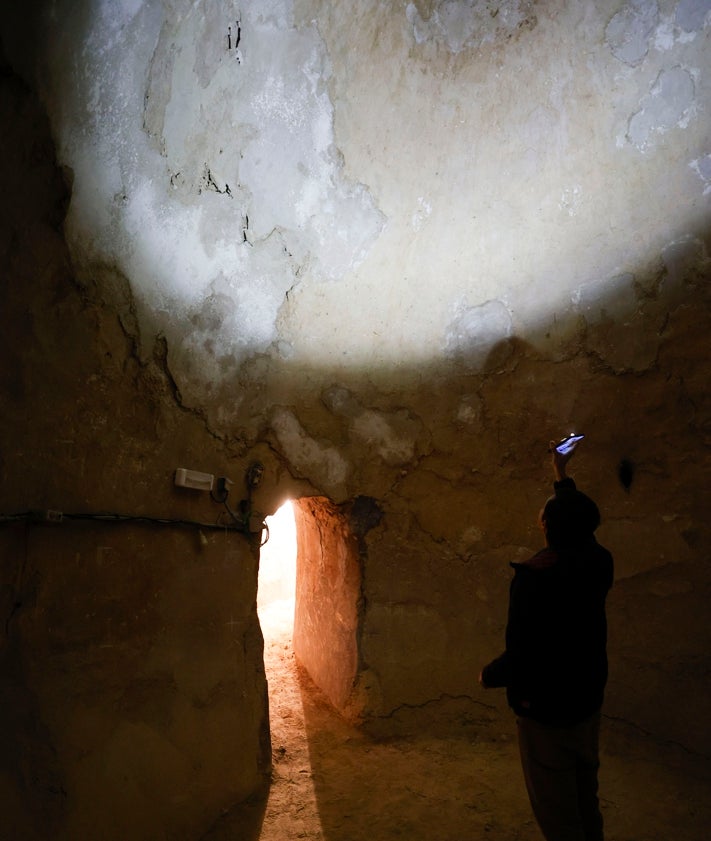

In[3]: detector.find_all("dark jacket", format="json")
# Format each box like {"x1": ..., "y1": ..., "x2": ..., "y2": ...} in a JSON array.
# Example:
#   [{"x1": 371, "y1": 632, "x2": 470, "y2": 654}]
[{"x1": 482, "y1": 481, "x2": 614, "y2": 726}]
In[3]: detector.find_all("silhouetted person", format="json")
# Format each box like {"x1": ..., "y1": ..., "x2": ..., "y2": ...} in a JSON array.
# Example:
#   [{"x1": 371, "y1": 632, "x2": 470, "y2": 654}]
[{"x1": 480, "y1": 439, "x2": 613, "y2": 841}]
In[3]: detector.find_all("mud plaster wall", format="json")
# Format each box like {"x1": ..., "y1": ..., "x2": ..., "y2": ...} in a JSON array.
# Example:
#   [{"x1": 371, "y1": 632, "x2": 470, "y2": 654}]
[
  {"x1": 292, "y1": 497, "x2": 363, "y2": 713},
  {"x1": 0, "y1": 67, "x2": 271, "y2": 840},
  {"x1": 1, "y1": 0, "x2": 711, "y2": 837}
]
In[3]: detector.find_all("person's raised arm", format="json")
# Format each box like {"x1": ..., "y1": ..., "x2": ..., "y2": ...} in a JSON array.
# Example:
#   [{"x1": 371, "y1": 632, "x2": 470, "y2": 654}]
[{"x1": 549, "y1": 437, "x2": 582, "y2": 483}]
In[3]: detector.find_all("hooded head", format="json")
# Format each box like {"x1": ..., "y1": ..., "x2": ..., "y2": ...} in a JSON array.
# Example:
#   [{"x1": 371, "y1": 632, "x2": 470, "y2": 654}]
[{"x1": 541, "y1": 489, "x2": 600, "y2": 550}]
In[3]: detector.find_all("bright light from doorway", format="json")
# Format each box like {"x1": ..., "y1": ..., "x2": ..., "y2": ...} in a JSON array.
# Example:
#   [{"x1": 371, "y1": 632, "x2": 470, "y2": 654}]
[
  {"x1": 258, "y1": 500, "x2": 297, "y2": 635},
  {"x1": 257, "y1": 501, "x2": 325, "y2": 838}
]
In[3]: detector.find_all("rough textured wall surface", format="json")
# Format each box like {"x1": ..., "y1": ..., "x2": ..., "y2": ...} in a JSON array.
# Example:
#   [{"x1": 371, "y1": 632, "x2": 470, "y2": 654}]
[
  {"x1": 1, "y1": 0, "x2": 711, "y2": 834},
  {"x1": 292, "y1": 497, "x2": 362, "y2": 713},
  {"x1": 0, "y1": 64, "x2": 271, "y2": 840}
]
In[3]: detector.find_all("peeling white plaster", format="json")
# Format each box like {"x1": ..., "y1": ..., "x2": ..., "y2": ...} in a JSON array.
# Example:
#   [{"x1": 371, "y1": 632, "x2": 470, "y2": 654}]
[
  {"x1": 559, "y1": 184, "x2": 583, "y2": 217},
  {"x1": 675, "y1": 0, "x2": 711, "y2": 32},
  {"x1": 352, "y1": 411, "x2": 416, "y2": 466},
  {"x1": 411, "y1": 197, "x2": 432, "y2": 232},
  {"x1": 653, "y1": 15, "x2": 677, "y2": 50},
  {"x1": 573, "y1": 274, "x2": 637, "y2": 325},
  {"x1": 405, "y1": 0, "x2": 536, "y2": 52},
  {"x1": 607, "y1": 0, "x2": 709, "y2": 58},
  {"x1": 270, "y1": 408, "x2": 349, "y2": 492},
  {"x1": 6, "y1": 0, "x2": 706, "y2": 400},
  {"x1": 605, "y1": 0, "x2": 659, "y2": 67},
  {"x1": 445, "y1": 300, "x2": 513, "y2": 364},
  {"x1": 323, "y1": 386, "x2": 419, "y2": 466},
  {"x1": 36, "y1": 0, "x2": 384, "y2": 399},
  {"x1": 627, "y1": 66, "x2": 696, "y2": 150},
  {"x1": 689, "y1": 154, "x2": 711, "y2": 195}
]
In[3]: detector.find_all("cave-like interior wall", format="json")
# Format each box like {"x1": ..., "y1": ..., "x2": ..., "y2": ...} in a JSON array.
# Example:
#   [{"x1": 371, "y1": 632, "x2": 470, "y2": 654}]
[{"x1": 1, "y1": 1, "x2": 710, "y2": 838}]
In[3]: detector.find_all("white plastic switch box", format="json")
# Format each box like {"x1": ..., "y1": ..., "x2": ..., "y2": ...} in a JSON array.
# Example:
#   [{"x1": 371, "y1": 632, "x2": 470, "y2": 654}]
[{"x1": 174, "y1": 468, "x2": 214, "y2": 491}]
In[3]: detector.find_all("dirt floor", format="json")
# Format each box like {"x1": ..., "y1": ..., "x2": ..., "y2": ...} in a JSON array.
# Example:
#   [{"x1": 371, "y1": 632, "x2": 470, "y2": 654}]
[{"x1": 208, "y1": 600, "x2": 711, "y2": 841}]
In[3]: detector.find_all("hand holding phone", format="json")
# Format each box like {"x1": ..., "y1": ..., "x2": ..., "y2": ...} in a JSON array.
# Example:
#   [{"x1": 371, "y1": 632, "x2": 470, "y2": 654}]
[{"x1": 550, "y1": 433, "x2": 585, "y2": 455}]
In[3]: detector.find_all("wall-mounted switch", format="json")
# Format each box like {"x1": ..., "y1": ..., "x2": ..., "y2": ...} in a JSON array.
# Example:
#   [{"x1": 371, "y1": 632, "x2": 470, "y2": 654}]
[{"x1": 175, "y1": 468, "x2": 214, "y2": 491}]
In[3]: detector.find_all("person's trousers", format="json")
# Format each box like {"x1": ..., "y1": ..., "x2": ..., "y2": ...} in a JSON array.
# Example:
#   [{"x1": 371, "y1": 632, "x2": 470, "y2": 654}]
[{"x1": 517, "y1": 711, "x2": 604, "y2": 841}]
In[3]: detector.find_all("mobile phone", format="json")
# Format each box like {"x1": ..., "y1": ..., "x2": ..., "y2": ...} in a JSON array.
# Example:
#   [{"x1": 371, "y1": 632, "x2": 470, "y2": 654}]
[{"x1": 553, "y1": 433, "x2": 585, "y2": 455}]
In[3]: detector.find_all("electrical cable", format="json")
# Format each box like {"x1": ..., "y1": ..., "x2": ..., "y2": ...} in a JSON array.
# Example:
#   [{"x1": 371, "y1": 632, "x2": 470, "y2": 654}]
[
  {"x1": 0, "y1": 462, "x2": 271, "y2": 541},
  {"x1": 0, "y1": 510, "x2": 248, "y2": 533},
  {"x1": 217, "y1": 460, "x2": 270, "y2": 545}
]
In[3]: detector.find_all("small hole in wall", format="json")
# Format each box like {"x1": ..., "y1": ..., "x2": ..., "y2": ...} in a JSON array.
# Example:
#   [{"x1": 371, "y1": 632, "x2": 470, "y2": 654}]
[{"x1": 618, "y1": 458, "x2": 634, "y2": 491}]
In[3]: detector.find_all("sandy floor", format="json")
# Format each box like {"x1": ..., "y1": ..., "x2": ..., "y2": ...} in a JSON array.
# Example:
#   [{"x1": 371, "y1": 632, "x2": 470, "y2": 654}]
[{"x1": 208, "y1": 600, "x2": 710, "y2": 841}]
